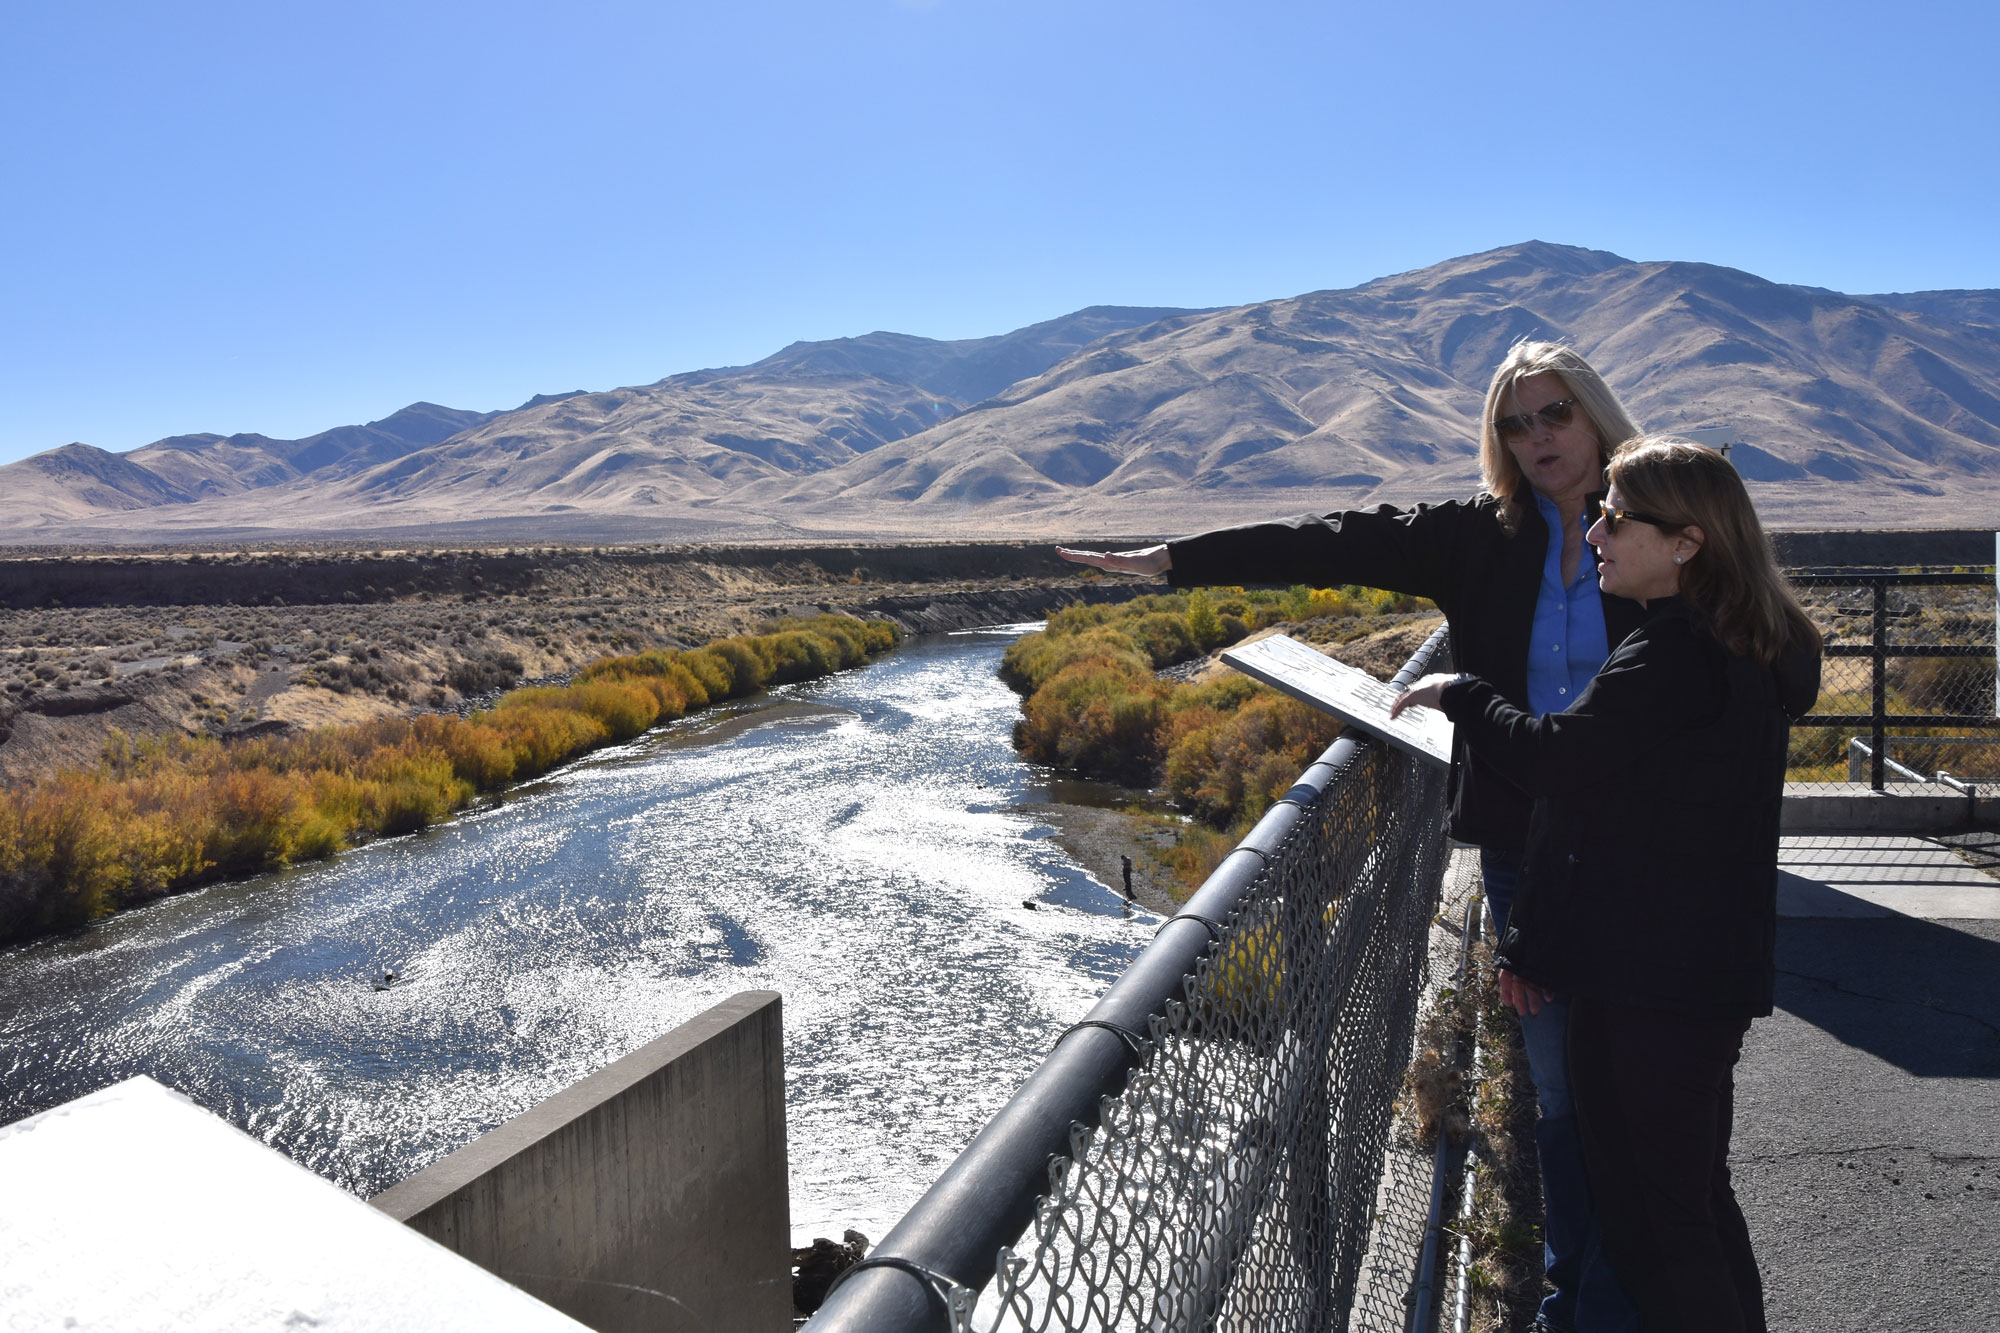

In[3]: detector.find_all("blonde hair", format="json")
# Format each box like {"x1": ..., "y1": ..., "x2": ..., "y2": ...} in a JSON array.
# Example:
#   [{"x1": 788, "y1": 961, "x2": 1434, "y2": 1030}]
[
  {"x1": 1608, "y1": 437, "x2": 1821, "y2": 667},
  {"x1": 1479, "y1": 341, "x2": 1641, "y2": 532}
]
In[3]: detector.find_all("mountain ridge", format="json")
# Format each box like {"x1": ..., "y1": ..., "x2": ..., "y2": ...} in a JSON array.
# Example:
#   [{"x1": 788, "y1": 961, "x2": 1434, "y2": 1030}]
[{"x1": 6, "y1": 244, "x2": 1998, "y2": 542}]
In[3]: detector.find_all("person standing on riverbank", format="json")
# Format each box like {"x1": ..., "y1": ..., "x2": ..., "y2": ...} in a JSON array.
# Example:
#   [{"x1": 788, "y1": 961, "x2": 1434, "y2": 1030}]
[{"x1": 1060, "y1": 340, "x2": 1646, "y2": 1331}]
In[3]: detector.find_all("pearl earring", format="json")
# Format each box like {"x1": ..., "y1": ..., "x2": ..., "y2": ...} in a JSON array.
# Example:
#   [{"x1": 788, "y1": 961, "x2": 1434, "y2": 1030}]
[{"x1": 1674, "y1": 555, "x2": 1684, "y2": 564}]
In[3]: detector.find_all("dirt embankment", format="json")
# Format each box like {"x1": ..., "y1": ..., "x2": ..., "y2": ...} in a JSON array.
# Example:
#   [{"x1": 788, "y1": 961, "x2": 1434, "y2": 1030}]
[{"x1": 0, "y1": 543, "x2": 1150, "y2": 785}]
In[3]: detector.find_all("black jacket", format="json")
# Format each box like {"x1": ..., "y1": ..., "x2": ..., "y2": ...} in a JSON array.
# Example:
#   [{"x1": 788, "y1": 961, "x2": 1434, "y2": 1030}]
[
  {"x1": 1444, "y1": 599, "x2": 1822, "y2": 1018},
  {"x1": 1167, "y1": 497, "x2": 1648, "y2": 856}
]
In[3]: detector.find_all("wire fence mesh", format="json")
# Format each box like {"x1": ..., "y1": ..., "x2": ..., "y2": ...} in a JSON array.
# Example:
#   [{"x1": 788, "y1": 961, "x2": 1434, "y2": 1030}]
[
  {"x1": 1787, "y1": 574, "x2": 1998, "y2": 784},
  {"x1": 980, "y1": 740, "x2": 1455, "y2": 1333},
  {"x1": 1360, "y1": 847, "x2": 1487, "y2": 1333}
]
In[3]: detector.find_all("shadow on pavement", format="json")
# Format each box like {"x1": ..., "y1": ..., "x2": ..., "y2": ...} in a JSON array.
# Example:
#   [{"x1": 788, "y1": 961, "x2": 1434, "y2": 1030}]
[{"x1": 1773, "y1": 892, "x2": 2000, "y2": 1080}]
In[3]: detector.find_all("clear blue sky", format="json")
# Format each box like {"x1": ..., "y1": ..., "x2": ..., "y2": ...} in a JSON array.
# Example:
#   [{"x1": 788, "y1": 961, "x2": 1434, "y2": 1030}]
[{"x1": 3, "y1": 0, "x2": 1994, "y2": 465}]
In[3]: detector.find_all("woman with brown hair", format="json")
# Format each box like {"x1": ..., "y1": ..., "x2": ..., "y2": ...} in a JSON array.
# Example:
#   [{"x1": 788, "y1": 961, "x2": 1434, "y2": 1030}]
[
  {"x1": 1393, "y1": 438, "x2": 1822, "y2": 1331},
  {"x1": 1063, "y1": 339, "x2": 1645, "y2": 1330}
]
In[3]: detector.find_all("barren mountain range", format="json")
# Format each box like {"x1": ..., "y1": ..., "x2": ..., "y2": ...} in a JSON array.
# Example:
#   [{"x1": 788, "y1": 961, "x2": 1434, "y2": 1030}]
[{"x1": 7, "y1": 241, "x2": 1999, "y2": 544}]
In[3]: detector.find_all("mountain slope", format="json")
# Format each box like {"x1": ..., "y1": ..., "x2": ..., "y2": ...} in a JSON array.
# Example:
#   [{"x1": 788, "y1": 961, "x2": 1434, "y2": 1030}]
[
  {"x1": 6, "y1": 246, "x2": 1999, "y2": 542},
  {"x1": 1858, "y1": 289, "x2": 2000, "y2": 330},
  {"x1": 0, "y1": 308, "x2": 1195, "y2": 541},
  {"x1": 0, "y1": 444, "x2": 200, "y2": 528},
  {"x1": 20, "y1": 402, "x2": 508, "y2": 516},
  {"x1": 752, "y1": 243, "x2": 2000, "y2": 531}
]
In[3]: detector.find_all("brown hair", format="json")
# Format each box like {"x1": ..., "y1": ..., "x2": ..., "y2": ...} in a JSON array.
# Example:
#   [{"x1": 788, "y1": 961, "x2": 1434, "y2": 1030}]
[
  {"x1": 1608, "y1": 437, "x2": 1821, "y2": 666},
  {"x1": 1479, "y1": 341, "x2": 1641, "y2": 533}
]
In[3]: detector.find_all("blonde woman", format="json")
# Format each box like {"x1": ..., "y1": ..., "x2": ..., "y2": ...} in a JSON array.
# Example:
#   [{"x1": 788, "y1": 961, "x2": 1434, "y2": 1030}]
[
  {"x1": 1393, "y1": 439, "x2": 1822, "y2": 1331},
  {"x1": 1064, "y1": 340, "x2": 1645, "y2": 1330}
]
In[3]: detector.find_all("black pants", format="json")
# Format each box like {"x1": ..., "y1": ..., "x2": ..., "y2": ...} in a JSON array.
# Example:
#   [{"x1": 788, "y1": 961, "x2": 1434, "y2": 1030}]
[{"x1": 1567, "y1": 997, "x2": 1766, "y2": 1333}]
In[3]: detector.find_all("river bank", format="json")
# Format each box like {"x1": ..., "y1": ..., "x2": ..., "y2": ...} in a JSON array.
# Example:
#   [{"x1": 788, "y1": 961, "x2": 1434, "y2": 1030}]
[
  {"x1": 1002, "y1": 609, "x2": 1453, "y2": 913},
  {"x1": 0, "y1": 615, "x2": 916, "y2": 945},
  {"x1": 1016, "y1": 800, "x2": 1185, "y2": 915},
  {"x1": 0, "y1": 540, "x2": 1152, "y2": 784}
]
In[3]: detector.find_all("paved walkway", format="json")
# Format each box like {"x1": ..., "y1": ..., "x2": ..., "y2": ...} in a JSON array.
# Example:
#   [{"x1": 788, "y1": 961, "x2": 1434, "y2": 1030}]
[{"x1": 1734, "y1": 833, "x2": 2000, "y2": 1331}]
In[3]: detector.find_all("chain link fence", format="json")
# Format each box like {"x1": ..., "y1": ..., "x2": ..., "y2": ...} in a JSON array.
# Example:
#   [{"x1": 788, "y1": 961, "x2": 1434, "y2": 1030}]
[
  {"x1": 811, "y1": 631, "x2": 1456, "y2": 1333},
  {"x1": 985, "y1": 745, "x2": 1452, "y2": 1333},
  {"x1": 1788, "y1": 574, "x2": 1999, "y2": 787}
]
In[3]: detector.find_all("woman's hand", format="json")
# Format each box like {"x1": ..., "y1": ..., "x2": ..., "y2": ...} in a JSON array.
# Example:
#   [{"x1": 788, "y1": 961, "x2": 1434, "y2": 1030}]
[
  {"x1": 1389, "y1": 672, "x2": 1457, "y2": 719},
  {"x1": 1497, "y1": 967, "x2": 1551, "y2": 1018},
  {"x1": 1056, "y1": 545, "x2": 1172, "y2": 577}
]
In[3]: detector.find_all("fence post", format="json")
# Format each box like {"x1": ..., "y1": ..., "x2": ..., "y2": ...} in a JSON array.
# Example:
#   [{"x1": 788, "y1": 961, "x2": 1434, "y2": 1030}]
[{"x1": 1871, "y1": 578, "x2": 1888, "y2": 792}]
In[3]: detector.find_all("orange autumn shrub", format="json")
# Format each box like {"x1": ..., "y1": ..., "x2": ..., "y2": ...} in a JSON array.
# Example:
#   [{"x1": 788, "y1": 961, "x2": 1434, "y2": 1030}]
[
  {"x1": 1005, "y1": 588, "x2": 1440, "y2": 899},
  {"x1": 198, "y1": 767, "x2": 321, "y2": 875},
  {"x1": 1015, "y1": 658, "x2": 1170, "y2": 783},
  {"x1": 1164, "y1": 690, "x2": 1340, "y2": 828}
]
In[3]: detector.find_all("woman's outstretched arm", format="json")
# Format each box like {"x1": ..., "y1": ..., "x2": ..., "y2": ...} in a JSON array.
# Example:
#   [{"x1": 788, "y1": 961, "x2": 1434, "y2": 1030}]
[{"x1": 1055, "y1": 545, "x2": 1172, "y2": 577}]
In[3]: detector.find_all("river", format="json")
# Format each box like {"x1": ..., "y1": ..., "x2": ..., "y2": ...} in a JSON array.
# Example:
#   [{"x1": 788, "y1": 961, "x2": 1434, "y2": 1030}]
[{"x1": 0, "y1": 628, "x2": 1156, "y2": 1244}]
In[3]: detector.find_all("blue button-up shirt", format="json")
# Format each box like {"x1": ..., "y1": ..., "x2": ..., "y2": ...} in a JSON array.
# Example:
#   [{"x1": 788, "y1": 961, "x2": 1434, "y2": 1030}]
[{"x1": 1525, "y1": 493, "x2": 1610, "y2": 715}]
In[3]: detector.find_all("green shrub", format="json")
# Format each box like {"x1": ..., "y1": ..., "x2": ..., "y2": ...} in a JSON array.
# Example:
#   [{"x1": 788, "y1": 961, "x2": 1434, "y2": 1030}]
[
  {"x1": 704, "y1": 639, "x2": 770, "y2": 695},
  {"x1": 677, "y1": 648, "x2": 734, "y2": 700},
  {"x1": 758, "y1": 630, "x2": 837, "y2": 684},
  {"x1": 1186, "y1": 589, "x2": 1225, "y2": 652}
]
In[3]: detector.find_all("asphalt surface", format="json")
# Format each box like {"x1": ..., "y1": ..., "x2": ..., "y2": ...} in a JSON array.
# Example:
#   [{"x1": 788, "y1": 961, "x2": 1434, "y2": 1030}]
[{"x1": 1733, "y1": 835, "x2": 2000, "y2": 1332}]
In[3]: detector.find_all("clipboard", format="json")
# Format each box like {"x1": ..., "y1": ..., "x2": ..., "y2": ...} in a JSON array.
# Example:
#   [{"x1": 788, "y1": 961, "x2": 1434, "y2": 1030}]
[{"x1": 1219, "y1": 633, "x2": 1453, "y2": 770}]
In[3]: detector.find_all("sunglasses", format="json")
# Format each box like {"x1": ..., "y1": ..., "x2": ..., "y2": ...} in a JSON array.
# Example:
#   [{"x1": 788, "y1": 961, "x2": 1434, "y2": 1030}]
[
  {"x1": 1492, "y1": 396, "x2": 1577, "y2": 442},
  {"x1": 1585, "y1": 494, "x2": 1680, "y2": 535}
]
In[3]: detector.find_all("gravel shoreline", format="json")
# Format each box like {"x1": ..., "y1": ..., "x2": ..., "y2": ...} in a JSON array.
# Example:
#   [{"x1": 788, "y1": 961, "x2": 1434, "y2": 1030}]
[{"x1": 1015, "y1": 799, "x2": 1185, "y2": 916}]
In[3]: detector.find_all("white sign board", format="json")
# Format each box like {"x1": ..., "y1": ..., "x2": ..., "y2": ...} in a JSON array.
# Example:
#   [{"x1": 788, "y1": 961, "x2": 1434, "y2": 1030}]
[{"x1": 1220, "y1": 633, "x2": 1454, "y2": 770}]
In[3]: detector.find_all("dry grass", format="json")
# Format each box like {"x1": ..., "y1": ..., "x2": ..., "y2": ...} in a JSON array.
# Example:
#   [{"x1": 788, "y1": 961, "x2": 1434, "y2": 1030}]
[
  {"x1": 1788, "y1": 581, "x2": 1998, "y2": 778},
  {"x1": 1454, "y1": 942, "x2": 1550, "y2": 1333}
]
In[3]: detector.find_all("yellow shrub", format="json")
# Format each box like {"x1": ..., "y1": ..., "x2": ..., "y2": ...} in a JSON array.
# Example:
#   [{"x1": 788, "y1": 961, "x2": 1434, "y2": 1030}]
[
  {"x1": 1017, "y1": 659, "x2": 1169, "y2": 782},
  {"x1": 411, "y1": 715, "x2": 517, "y2": 789},
  {"x1": 561, "y1": 680, "x2": 662, "y2": 741},
  {"x1": 1207, "y1": 913, "x2": 1286, "y2": 1022},
  {"x1": 677, "y1": 648, "x2": 736, "y2": 700},
  {"x1": 0, "y1": 614, "x2": 900, "y2": 944},
  {"x1": 362, "y1": 748, "x2": 471, "y2": 835},
  {"x1": 5, "y1": 776, "x2": 130, "y2": 925},
  {"x1": 705, "y1": 639, "x2": 770, "y2": 695},
  {"x1": 486, "y1": 704, "x2": 610, "y2": 778},
  {"x1": 200, "y1": 768, "x2": 318, "y2": 874}
]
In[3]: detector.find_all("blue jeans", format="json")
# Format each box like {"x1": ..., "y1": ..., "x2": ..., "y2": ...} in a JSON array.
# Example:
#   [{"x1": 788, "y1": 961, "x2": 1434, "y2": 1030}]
[{"x1": 1482, "y1": 850, "x2": 1638, "y2": 1333}]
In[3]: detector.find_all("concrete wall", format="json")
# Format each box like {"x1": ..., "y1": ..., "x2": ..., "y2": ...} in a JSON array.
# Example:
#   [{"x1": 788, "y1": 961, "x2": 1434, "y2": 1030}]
[
  {"x1": 372, "y1": 991, "x2": 791, "y2": 1333},
  {"x1": 1782, "y1": 782, "x2": 1997, "y2": 832}
]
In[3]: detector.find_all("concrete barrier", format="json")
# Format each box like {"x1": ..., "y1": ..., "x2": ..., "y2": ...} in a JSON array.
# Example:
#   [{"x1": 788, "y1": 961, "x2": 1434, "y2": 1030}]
[
  {"x1": 372, "y1": 991, "x2": 791, "y2": 1333},
  {"x1": 1783, "y1": 782, "x2": 1996, "y2": 833}
]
